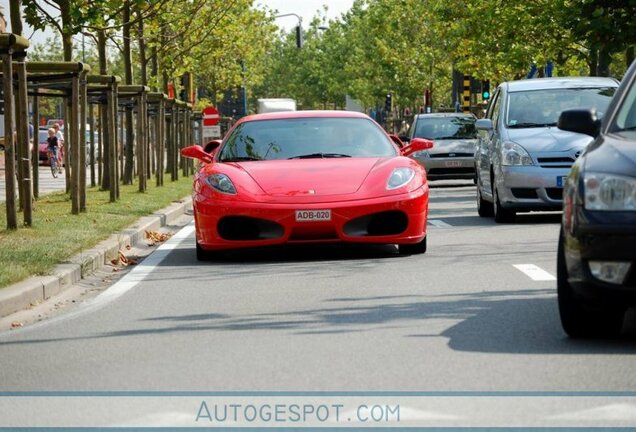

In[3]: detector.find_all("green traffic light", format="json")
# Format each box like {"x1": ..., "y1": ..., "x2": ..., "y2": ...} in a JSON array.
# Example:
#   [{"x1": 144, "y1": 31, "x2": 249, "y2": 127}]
[{"x1": 482, "y1": 91, "x2": 490, "y2": 100}]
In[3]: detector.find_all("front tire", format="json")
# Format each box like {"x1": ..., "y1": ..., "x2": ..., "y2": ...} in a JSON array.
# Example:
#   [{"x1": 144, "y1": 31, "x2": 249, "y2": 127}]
[
  {"x1": 493, "y1": 183, "x2": 515, "y2": 223},
  {"x1": 477, "y1": 183, "x2": 494, "y2": 217},
  {"x1": 196, "y1": 241, "x2": 215, "y2": 261},
  {"x1": 399, "y1": 236, "x2": 427, "y2": 255},
  {"x1": 557, "y1": 229, "x2": 625, "y2": 338}
]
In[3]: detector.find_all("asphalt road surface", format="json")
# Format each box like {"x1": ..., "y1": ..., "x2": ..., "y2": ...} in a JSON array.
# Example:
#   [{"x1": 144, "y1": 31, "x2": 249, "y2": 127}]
[{"x1": 1, "y1": 180, "x2": 636, "y2": 426}]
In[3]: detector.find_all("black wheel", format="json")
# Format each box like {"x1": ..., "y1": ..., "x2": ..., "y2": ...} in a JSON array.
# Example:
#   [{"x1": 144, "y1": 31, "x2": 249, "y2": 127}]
[
  {"x1": 196, "y1": 241, "x2": 215, "y2": 261},
  {"x1": 399, "y1": 236, "x2": 427, "y2": 255},
  {"x1": 493, "y1": 183, "x2": 515, "y2": 223},
  {"x1": 476, "y1": 183, "x2": 494, "y2": 217},
  {"x1": 557, "y1": 229, "x2": 625, "y2": 338}
]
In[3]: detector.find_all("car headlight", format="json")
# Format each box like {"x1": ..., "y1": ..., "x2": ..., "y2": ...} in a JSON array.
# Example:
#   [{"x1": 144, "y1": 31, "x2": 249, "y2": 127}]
[
  {"x1": 387, "y1": 167, "x2": 415, "y2": 190},
  {"x1": 205, "y1": 174, "x2": 237, "y2": 195},
  {"x1": 584, "y1": 172, "x2": 636, "y2": 211},
  {"x1": 501, "y1": 142, "x2": 533, "y2": 166}
]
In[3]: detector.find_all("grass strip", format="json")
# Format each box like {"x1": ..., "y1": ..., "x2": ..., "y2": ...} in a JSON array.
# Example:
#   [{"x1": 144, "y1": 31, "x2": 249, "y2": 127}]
[{"x1": 0, "y1": 178, "x2": 193, "y2": 289}]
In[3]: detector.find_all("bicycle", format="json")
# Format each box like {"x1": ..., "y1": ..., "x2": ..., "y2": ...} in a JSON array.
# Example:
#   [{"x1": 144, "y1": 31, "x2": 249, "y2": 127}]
[{"x1": 48, "y1": 148, "x2": 60, "y2": 178}]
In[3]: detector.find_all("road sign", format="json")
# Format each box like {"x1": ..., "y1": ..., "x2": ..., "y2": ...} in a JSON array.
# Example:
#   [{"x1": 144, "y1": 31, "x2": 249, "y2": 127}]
[
  {"x1": 202, "y1": 106, "x2": 220, "y2": 126},
  {"x1": 202, "y1": 125, "x2": 221, "y2": 140}
]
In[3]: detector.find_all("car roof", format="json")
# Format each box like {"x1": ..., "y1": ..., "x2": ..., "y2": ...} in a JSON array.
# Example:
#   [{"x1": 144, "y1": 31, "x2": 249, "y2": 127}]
[
  {"x1": 240, "y1": 110, "x2": 371, "y2": 122},
  {"x1": 504, "y1": 76, "x2": 619, "y2": 92}
]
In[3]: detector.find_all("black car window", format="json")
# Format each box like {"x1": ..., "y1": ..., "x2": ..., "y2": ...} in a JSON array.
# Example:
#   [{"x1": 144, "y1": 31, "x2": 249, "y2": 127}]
[
  {"x1": 506, "y1": 87, "x2": 616, "y2": 128},
  {"x1": 413, "y1": 116, "x2": 477, "y2": 140},
  {"x1": 613, "y1": 77, "x2": 636, "y2": 132},
  {"x1": 219, "y1": 117, "x2": 397, "y2": 161}
]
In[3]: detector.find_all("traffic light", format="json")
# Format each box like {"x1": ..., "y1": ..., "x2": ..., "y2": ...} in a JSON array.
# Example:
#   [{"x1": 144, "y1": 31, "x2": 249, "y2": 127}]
[
  {"x1": 295, "y1": 25, "x2": 303, "y2": 48},
  {"x1": 482, "y1": 80, "x2": 491, "y2": 101},
  {"x1": 385, "y1": 93, "x2": 393, "y2": 112}
]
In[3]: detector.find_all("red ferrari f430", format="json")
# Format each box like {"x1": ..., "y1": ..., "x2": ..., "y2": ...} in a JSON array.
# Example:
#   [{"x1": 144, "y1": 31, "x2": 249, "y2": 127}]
[{"x1": 180, "y1": 110, "x2": 433, "y2": 260}]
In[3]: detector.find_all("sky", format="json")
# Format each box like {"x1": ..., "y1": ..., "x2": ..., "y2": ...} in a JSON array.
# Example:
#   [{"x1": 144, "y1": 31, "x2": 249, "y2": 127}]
[{"x1": 0, "y1": 0, "x2": 356, "y2": 45}]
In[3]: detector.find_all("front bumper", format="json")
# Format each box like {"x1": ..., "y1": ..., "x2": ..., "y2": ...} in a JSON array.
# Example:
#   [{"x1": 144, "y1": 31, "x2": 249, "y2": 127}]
[
  {"x1": 497, "y1": 165, "x2": 569, "y2": 211},
  {"x1": 413, "y1": 156, "x2": 475, "y2": 180},
  {"x1": 194, "y1": 187, "x2": 429, "y2": 252},
  {"x1": 564, "y1": 212, "x2": 636, "y2": 306}
]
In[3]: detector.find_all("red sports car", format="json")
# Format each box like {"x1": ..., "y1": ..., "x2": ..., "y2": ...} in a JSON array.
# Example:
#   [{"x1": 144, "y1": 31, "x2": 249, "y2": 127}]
[{"x1": 181, "y1": 110, "x2": 433, "y2": 260}]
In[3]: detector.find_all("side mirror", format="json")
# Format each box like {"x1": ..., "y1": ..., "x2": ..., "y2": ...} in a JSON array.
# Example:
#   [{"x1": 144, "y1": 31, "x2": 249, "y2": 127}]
[
  {"x1": 558, "y1": 108, "x2": 600, "y2": 137},
  {"x1": 389, "y1": 134, "x2": 404, "y2": 148},
  {"x1": 401, "y1": 137, "x2": 433, "y2": 157},
  {"x1": 204, "y1": 140, "x2": 222, "y2": 154},
  {"x1": 181, "y1": 145, "x2": 214, "y2": 163},
  {"x1": 475, "y1": 118, "x2": 493, "y2": 131}
]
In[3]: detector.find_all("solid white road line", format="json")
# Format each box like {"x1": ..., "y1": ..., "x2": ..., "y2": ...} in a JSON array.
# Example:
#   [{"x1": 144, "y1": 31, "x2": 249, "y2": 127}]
[
  {"x1": 428, "y1": 219, "x2": 453, "y2": 228},
  {"x1": 513, "y1": 264, "x2": 556, "y2": 281},
  {"x1": 4, "y1": 223, "x2": 196, "y2": 333}
]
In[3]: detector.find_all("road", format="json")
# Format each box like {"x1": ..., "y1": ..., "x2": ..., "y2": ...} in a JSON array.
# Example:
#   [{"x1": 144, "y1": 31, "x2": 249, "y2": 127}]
[{"x1": 1, "y1": 181, "x2": 635, "y2": 426}]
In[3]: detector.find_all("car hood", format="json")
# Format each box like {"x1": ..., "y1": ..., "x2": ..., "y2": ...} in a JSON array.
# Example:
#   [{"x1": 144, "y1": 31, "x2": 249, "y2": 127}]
[
  {"x1": 507, "y1": 127, "x2": 592, "y2": 152},
  {"x1": 240, "y1": 158, "x2": 383, "y2": 196},
  {"x1": 430, "y1": 138, "x2": 477, "y2": 155},
  {"x1": 585, "y1": 133, "x2": 636, "y2": 176}
]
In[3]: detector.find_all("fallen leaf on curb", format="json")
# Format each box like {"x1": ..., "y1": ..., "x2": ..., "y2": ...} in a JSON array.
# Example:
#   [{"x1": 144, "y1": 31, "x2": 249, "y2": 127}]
[
  {"x1": 11, "y1": 322, "x2": 23, "y2": 328},
  {"x1": 110, "y1": 250, "x2": 139, "y2": 268},
  {"x1": 145, "y1": 230, "x2": 171, "y2": 246}
]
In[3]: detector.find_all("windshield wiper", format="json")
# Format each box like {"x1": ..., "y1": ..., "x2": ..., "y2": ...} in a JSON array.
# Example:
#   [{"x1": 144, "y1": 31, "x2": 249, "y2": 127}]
[
  {"x1": 288, "y1": 153, "x2": 351, "y2": 159},
  {"x1": 221, "y1": 156, "x2": 260, "y2": 162}
]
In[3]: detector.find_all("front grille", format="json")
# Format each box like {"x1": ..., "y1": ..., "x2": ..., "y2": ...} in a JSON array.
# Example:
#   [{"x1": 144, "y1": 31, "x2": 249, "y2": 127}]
[
  {"x1": 429, "y1": 153, "x2": 473, "y2": 158},
  {"x1": 511, "y1": 188, "x2": 538, "y2": 199},
  {"x1": 217, "y1": 216, "x2": 284, "y2": 241},
  {"x1": 427, "y1": 167, "x2": 475, "y2": 175},
  {"x1": 537, "y1": 157, "x2": 575, "y2": 168},
  {"x1": 545, "y1": 188, "x2": 564, "y2": 200},
  {"x1": 343, "y1": 210, "x2": 408, "y2": 237}
]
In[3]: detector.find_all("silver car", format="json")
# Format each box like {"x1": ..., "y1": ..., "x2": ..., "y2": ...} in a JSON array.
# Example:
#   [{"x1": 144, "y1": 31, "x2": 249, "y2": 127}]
[
  {"x1": 475, "y1": 77, "x2": 618, "y2": 222},
  {"x1": 405, "y1": 113, "x2": 478, "y2": 180}
]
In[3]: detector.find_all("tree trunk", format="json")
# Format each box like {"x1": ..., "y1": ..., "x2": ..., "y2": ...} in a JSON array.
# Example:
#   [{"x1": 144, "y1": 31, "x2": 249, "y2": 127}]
[
  {"x1": 9, "y1": 0, "x2": 23, "y2": 35},
  {"x1": 588, "y1": 48, "x2": 598, "y2": 76},
  {"x1": 98, "y1": 30, "x2": 110, "y2": 190},
  {"x1": 598, "y1": 46, "x2": 611, "y2": 77},
  {"x1": 123, "y1": 0, "x2": 135, "y2": 185},
  {"x1": 138, "y1": 10, "x2": 147, "y2": 86},
  {"x1": 627, "y1": 46, "x2": 635, "y2": 70}
]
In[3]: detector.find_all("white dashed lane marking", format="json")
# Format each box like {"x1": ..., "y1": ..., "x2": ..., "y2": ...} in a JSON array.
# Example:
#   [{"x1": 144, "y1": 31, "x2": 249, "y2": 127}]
[{"x1": 513, "y1": 264, "x2": 556, "y2": 281}]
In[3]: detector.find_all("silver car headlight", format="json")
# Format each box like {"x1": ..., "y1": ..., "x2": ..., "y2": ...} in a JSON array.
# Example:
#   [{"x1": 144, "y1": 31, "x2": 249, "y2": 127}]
[
  {"x1": 387, "y1": 167, "x2": 415, "y2": 190},
  {"x1": 205, "y1": 174, "x2": 237, "y2": 195},
  {"x1": 501, "y1": 142, "x2": 533, "y2": 166},
  {"x1": 584, "y1": 172, "x2": 636, "y2": 211}
]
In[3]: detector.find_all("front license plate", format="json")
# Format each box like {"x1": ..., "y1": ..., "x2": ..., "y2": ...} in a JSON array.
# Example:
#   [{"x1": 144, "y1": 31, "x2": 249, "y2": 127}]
[
  {"x1": 445, "y1": 160, "x2": 462, "y2": 168},
  {"x1": 296, "y1": 209, "x2": 332, "y2": 222},
  {"x1": 556, "y1": 175, "x2": 567, "y2": 187}
]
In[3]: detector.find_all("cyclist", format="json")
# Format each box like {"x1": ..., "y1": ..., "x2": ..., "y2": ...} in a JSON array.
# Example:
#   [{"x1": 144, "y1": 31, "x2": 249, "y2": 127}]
[{"x1": 46, "y1": 127, "x2": 60, "y2": 178}]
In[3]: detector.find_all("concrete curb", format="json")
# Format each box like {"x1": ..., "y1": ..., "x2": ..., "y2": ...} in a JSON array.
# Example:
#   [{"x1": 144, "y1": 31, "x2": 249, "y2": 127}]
[{"x1": 0, "y1": 197, "x2": 193, "y2": 319}]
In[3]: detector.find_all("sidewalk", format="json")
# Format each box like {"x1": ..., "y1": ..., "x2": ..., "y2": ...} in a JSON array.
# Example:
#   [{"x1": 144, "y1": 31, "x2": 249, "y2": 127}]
[{"x1": 0, "y1": 195, "x2": 193, "y2": 319}]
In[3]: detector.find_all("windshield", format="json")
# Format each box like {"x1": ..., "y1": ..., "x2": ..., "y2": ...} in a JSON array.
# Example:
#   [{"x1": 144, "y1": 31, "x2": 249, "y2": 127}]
[
  {"x1": 219, "y1": 117, "x2": 397, "y2": 161},
  {"x1": 612, "y1": 78, "x2": 636, "y2": 133},
  {"x1": 412, "y1": 116, "x2": 477, "y2": 140},
  {"x1": 506, "y1": 87, "x2": 616, "y2": 128}
]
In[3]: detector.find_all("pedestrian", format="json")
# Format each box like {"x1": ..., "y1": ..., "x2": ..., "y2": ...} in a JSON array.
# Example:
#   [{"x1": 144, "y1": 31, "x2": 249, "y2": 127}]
[
  {"x1": 0, "y1": 9, "x2": 7, "y2": 33},
  {"x1": 52, "y1": 123, "x2": 64, "y2": 174}
]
